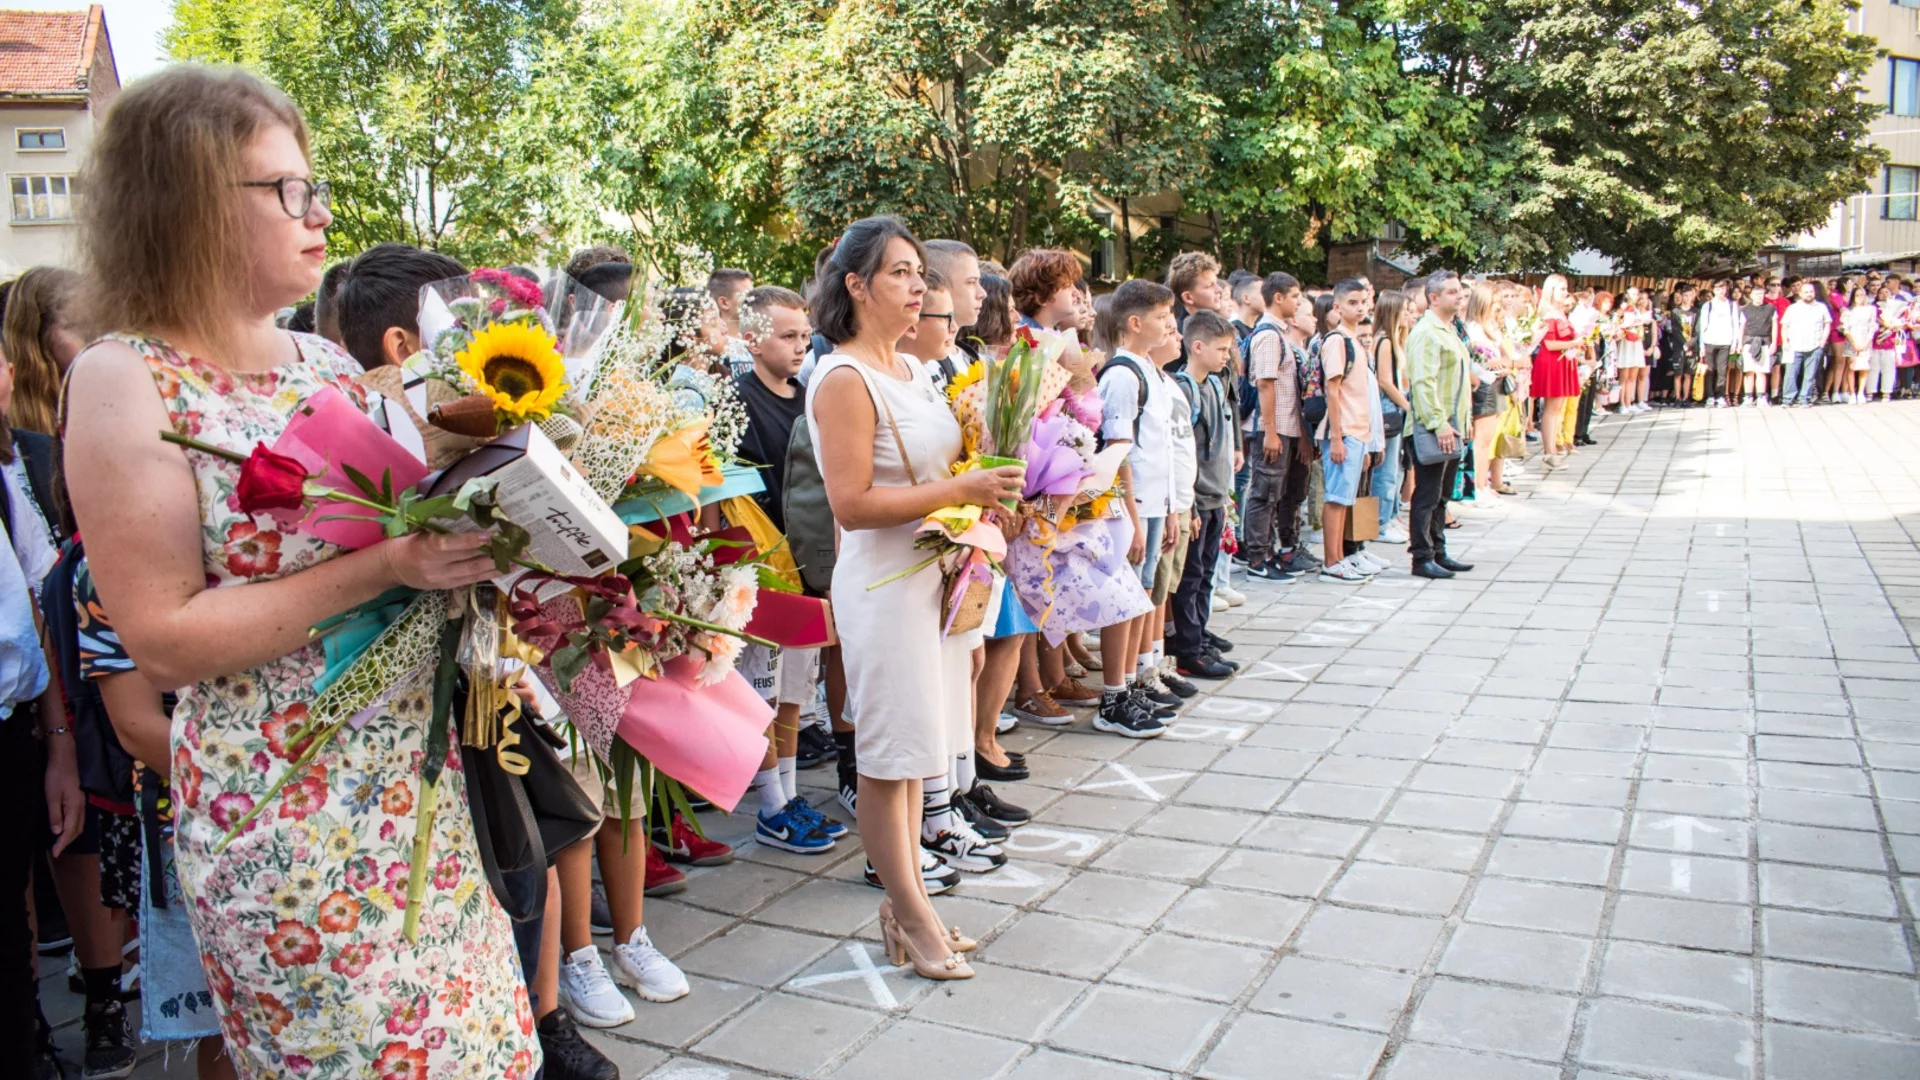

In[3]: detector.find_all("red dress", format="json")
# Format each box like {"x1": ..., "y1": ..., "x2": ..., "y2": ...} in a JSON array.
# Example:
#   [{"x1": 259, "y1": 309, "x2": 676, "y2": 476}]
[{"x1": 1532, "y1": 315, "x2": 1582, "y2": 398}]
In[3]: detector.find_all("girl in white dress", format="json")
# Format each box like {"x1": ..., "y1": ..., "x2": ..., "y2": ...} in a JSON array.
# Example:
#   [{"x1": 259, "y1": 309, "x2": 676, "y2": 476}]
[{"x1": 805, "y1": 217, "x2": 1024, "y2": 980}]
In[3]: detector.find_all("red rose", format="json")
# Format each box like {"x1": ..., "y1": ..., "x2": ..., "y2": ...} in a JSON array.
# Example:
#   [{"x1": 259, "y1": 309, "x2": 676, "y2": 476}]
[
  {"x1": 1015, "y1": 325, "x2": 1039, "y2": 349},
  {"x1": 233, "y1": 443, "x2": 310, "y2": 515}
]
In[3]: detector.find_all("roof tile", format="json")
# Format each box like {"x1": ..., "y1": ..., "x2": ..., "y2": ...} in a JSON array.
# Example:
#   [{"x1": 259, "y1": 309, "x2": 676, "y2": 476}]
[{"x1": 0, "y1": 8, "x2": 94, "y2": 97}]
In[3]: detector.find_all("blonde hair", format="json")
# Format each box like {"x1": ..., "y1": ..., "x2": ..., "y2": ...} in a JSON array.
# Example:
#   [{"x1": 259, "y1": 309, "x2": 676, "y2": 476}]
[
  {"x1": 76, "y1": 66, "x2": 309, "y2": 356},
  {"x1": 1374, "y1": 290, "x2": 1411, "y2": 352},
  {"x1": 1539, "y1": 274, "x2": 1572, "y2": 313},
  {"x1": 3, "y1": 266, "x2": 78, "y2": 437},
  {"x1": 1465, "y1": 281, "x2": 1503, "y2": 337}
]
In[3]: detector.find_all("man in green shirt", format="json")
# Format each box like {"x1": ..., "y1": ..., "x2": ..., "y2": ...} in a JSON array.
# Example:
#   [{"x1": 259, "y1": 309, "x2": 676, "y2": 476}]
[{"x1": 1401, "y1": 271, "x2": 1475, "y2": 580}]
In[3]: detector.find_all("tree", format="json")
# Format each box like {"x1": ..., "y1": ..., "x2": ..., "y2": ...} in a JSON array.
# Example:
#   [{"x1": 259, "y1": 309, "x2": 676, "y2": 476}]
[
  {"x1": 168, "y1": 0, "x2": 602, "y2": 266},
  {"x1": 1413, "y1": 0, "x2": 1884, "y2": 273}
]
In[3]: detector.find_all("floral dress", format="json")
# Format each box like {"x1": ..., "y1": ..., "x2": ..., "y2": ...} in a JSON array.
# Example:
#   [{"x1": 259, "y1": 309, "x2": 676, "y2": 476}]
[{"x1": 122, "y1": 333, "x2": 537, "y2": 1080}]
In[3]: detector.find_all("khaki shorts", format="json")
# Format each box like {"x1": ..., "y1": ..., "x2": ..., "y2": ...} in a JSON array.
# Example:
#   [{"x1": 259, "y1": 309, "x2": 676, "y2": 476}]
[
  {"x1": 1151, "y1": 513, "x2": 1192, "y2": 605},
  {"x1": 741, "y1": 644, "x2": 820, "y2": 708},
  {"x1": 567, "y1": 749, "x2": 632, "y2": 823}
]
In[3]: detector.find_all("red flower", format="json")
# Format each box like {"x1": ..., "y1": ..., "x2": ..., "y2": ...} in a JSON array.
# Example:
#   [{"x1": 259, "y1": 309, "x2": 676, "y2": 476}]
[
  {"x1": 173, "y1": 748, "x2": 202, "y2": 808},
  {"x1": 223, "y1": 521, "x2": 284, "y2": 578},
  {"x1": 344, "y1": 857, "x2": 378, "y2": 892},
  {"x1": 384, "y1": 861, "x2": 411, "y2": 906},
  {"x1": 203, "y1": 952, "x2": 234, "y2": 1005},
  {"x1": 264, "y1": 919, "x2": 322, "y2": 967},
  {"x1": 373, "y1": 1041, "x2": 429, "y2": 1080},
  {"x1": 439, "y1": 976, "x2": 473, "y2": 1016},
  {"x1": 316, "y1": 890, "x2": 361, "y2": 934},
  {"x1": 278, "y1": 774, "x2": 329, "y2": 821},
  {"x1": 504, "y1": 1050, "x2": 533, "y2": 1080},
  {"x1": 331, "y1": 942, "x2": 375, "y2": 978},
  {"x1": 431, "y1": 854, "x2": 461, "y2": 891},
  {"x1": 380, "y1": 780, "x2": 414, "y2": 817},
  {"x1": 257, "y1": 992, "x2": 293, "y2": 1035},
  {"x1": 422, "y1": 1028, "x2": 447, "y2": 1050},
  {"x1": 263, "y1": 704, "x2": 314, "y2": 760},
  {"x1": 1015, "y1": 325, "x2": 1039, "y2": 349},
  {"x1": 208, "y1": 792, "x2": 257, "y2": 834},
  {"x1": 514, "y1": 985, "x2": 533, "y2": 1036},
  {"x1": 233, "y1": 443, "x2": 309, "y2": 515}
]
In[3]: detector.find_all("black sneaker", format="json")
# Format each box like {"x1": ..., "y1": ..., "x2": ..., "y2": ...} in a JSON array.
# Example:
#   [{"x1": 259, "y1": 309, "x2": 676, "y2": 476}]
[
  {"x1": 1094, "y1": 692, "x2": 1167, "y2": 738},
  {"x1": 922, "y1": 821, "x2": 1007, "y2": 873},
  {"x1": 1176, "y1": 651, "x2": 1235, "y2": 679},
  {"x1": 538, "y1": 1008, "x2": 618, "y2": 1080},
  {"x1": 796, "y1": 724, "x2": 838, "y2": 769},
  {"x1": 1137, "y1": 678, "x2": 1182, "y2": 709},
  {"x1": 866, "y1": 850, "x2": 960, "y2": 895},
  {"x1": 83, "y1": 999, "x2": 136, "y2": 1080},
  {"x1": 1127, "y1": 684, "x2": 1178, "y2": 718},
  {"x1": 837, "y1": 763, "x2": 858, "y2": 817},
  {"x1": 1279, "y1": 549, "x2": 1322, "y2": 575},
  {"x1": 1204, "y1": 631, "x2": 1233, "y2": 654},
  {"x1": 952, "y1": 789, "x2": 1010, "y2": 842},
  {"x1": 1244, "y1": 560, "x2": 1297, "y2": 581},
  {"x1": 967, "y1": 781, "x2": 1030, "y2": 826},
  {"x1": 1158, "y1": 669, "x2": 1199, "y2": 699},
  {"x1": 589, "y1": 879, "x2": 613, "y2": 936}
]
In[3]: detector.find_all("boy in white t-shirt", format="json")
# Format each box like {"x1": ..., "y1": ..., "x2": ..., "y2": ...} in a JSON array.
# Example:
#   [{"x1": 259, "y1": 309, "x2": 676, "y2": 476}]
[{"x1": 1146, "y1": 327, "x2": 1199, "y2": 703}]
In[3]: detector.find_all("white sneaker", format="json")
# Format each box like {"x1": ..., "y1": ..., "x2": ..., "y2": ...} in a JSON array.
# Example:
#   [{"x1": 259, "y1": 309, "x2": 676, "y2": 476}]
[
  {"x1": 559, "y1": 945, "x2": 635, "y2": 1026},
  {"x1": 1211, "y1": 593, "x2": 1230, "y2": 612},
  {"x1": 1377, "y1": 522, "x2": 1410, "y2": 544},
  {"x1": 1351, "y1": 550, "x2": 1390, "y2": 574},
  {"x1": 1217, "y1": 583, "x2": 1247, "y2": 607},
  {"x1": 611, "y1": 927, "x2": 690, "y2": 1003},
  {"x1": 996, "y1": 710, "x2": 1019, "y2": 734},
  {"x1": 1318, "y1": 558, "x2": 1367, "y2": 584}
]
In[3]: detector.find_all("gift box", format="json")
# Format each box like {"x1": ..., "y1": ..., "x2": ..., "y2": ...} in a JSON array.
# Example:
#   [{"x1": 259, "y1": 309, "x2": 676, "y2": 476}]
[{"x1": 428, "y1": 423, "x2": 627, "y2": 577}]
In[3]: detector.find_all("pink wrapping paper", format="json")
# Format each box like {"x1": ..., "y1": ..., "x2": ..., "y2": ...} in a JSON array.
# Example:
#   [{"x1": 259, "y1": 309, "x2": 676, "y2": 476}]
[{"x1": 272, "y1": 386, "x2": 429, "y2": 550}]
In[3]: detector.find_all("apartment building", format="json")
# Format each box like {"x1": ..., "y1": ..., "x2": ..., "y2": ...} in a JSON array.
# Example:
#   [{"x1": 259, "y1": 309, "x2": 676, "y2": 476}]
[{"x1": 0, "y1": 4, "x2": 118, "y2": 274}]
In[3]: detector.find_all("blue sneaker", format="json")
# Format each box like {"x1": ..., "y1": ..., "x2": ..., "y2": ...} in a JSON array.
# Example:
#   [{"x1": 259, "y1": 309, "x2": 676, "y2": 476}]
[
  {"x1": 790, "y1": 796, "x2": 849, "y2": 840},
  {"x1": 756, "y1": 801, "x2": 835, "y2": 854}
]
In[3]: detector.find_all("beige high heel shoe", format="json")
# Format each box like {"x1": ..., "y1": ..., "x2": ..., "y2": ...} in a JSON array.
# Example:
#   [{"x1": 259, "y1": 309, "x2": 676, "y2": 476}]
[
  {"x1": 878, "y1": 900, "x2": 976, "y2": 952},
  {"x1": 882, "y1": 915, "x2": 974, "y2": 980}
]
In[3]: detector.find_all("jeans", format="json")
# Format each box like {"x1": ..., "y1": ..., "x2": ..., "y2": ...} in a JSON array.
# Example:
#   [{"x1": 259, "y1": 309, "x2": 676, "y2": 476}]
[
  {"x1": 1409, "y1": 454, "x2": 1459, "y2": 564},
  {"x1": 1371, "y1": 434, "x2": 1402, "y2": 527},
  {"x1": 1240, "y1": 432, "x2": 1307, "y2": 566},
  {"x1": 1784, "y1": 348, "x2": 1824, "y2": 404},
  {"x1": 1170, "y1": 507, "x2": 1225, "y2": 656},
  {"x1": 1701, "y1": 344, "x2": 1732, "y2": 398}
]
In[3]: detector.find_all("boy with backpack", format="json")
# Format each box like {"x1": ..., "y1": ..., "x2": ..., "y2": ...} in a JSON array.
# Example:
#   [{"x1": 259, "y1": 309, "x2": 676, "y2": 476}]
[
  {"x1": 1170, "y1": 311, "x2": 1240, "y2": 680},
  {"x1": 1092, "y1": 279, "x2": 1181, "y2": 738},
  {"x1": 1241, "y1": 272, "x2": 1318, "y2": 580},
  {"x1": 1314, "y1": 279, "x2": 1382, "y2": 583}
]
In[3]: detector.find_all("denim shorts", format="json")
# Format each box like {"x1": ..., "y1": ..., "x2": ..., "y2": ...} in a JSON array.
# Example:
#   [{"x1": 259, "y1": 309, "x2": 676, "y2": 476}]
[
  {"x1": 1320, "y1": 437, "x2": 1366, "y2": 506},
  {"x1": 1136, "y1": 515, "x2": 1166, "y2": 589}
]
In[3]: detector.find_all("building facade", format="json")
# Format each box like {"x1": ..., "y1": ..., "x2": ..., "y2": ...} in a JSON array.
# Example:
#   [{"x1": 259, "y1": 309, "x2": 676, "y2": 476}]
[{"x1": 0, "y1": 5, "x2": 118, "y2": 274}]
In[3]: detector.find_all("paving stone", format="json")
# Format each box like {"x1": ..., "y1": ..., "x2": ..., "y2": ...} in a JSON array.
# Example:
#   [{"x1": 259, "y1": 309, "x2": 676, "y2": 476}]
[
  {"x1": 1620, "y1": 849, "x2": 1751, "y2": 902},
  {"x1": 693, "y1": 993, "x2": 885, "y2": 1075},
  {"x1": 1577, "y1": 999, "x2": 1753, "y2": 1079},
  {"x1": 1161, "y1": 887, "x2": 1308, "y2": 947},
  {"x1": 1407, "y1": 978, "x2": 1578, "y2": 1061},
  {"x1": 907, "y1": 963, "x2": 1087, "y2": 1041},
  {"x1": 603, "y1": 974, "x2": 763, "y2": 1049},
  {"x1": 1048, "y1": 985, "x2": 1228, "y2": 1073},
  {"x1": 678, "y1": 923, "x2": 839, "y2": 987},
  {"x1": 1134, "y1": 805, "x2": 1259, "y2": 845},
  {"x1": 1757, "y1": 789, "x2": 1882, "y2": 830},
  {"x1": 1763, "y1": 1023, "x2": 1920, "y2": 1080},
  {"x1": 1504, "y1": 803, "x2": 1625, "y2": 844},
  {"x1": 1237, "y1": 815, "x2": 1369, "y2": 857},
  {"x1": 1465, "y1": 878, "x2": 1608, "y2": 936},
  {"x1": 1197, "y1": 1013, "x2": 1387, "y2": 1080},
  {"x1": 1040, "y1": 871, "x2": 1188, "y2": 927},
  {"x1": 990, "y1": 912, "x2": 1143, "y2": 979},
  {"x1": 1328, "y1": 862, "x2": 1470, "y2": 915},
  {"x1": 1356, "y1": 825, "x2": 1487, "y2": 871},
  {"x1": 1759, "y1": 863, "x2": 1900, "y2": 917},
  {"x1": 1249, "y1": 955, "x2": 1417, "y2": 1031},
  {"x1": 1763, "y1": 960, "x2": 1920, "y2": 1038},
  {"x1": 1106, "y1": 932, "x2": 1268, "y2": 1002},
  {"x1": 1757, "y1": 821, "x2": 1888, "y2": 871},
  {"x1": 1384, "y1": 791, "x2": 1505, "y2": 832},
  {"x1": 1487, "y1": 836, "x2": 1616, "y2": 886},
  {"x1": 826, "y1": 1020, "x2": 1026, "y2": 1079},
  {"x1": 1438, "y1": 923, "x2": 1594, "y2": 992},
  {"x1": 1176, "y1": 773, "x2": 1286, "y2": 812},
  {"x1": 1380, "y1": 1044, "x2": 1562, "y2": 1080},
  {"x1": 1090, "y1": 836, "x2": 1229, "y2": 882},
  {"x1": 1761, "y1": 910, "x2": 1915, "y2": 973},
  {"x1": 1609, "y1": 895, "x2": 1754, "y2": 953},
  {"x1": 1274, "y1": 780, "x2": 1393, "y2": 821},
  {"x1": 1294, "y1": 905, "x2": 1447, "y2": 970},
  {"x1": 1207, "y1": 848, "x2": 1342, "y2": 898},
  {"x1": 1598, "y1": 940, "x2": 1753, "y2": 1013}
]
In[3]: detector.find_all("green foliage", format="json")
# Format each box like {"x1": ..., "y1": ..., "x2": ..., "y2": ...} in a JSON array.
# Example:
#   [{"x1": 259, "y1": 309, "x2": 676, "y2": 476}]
[{"x1": 168, "y1": 0, "x2": 1882, "y2": 280}]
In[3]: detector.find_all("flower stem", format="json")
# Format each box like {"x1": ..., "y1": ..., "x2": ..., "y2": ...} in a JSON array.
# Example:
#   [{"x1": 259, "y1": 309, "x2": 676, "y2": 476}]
[
  {"x1": 654, "y1": 609, "x2": 775, "y2": 648},
  {"x1": 401, "y1": 775, "x2": 441, "y2": 944},
  {"x1": 159, "y1": 430, "x2": 247, "y2": 464},
  {"x1": 866, "y1": 551, "x2": 942, "y2": 590}
]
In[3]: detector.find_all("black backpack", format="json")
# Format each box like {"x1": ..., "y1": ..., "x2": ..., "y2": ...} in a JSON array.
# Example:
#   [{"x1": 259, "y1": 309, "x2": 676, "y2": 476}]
[
  {"x1": 40, "y1": 538, "x2": 136, "y2": 805},
  {"x1": 1095, "y1": 354, "x2": 1152, "y2": 449},
  {"x1": 1298, "y1": 337, "x2": 1329, "y2": 431},
  {"x1": 1237, "y1": 322, "x2": 1280, "y2": 427}
]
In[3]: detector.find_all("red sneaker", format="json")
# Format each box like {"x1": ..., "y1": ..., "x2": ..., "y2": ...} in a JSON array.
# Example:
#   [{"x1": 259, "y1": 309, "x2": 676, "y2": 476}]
[
  {"x1": 652, "y1": 814, "x2": 735, "y2": 867},
  {"x1": 642, "y1": 844, "x2": 687, "y2": 896}
]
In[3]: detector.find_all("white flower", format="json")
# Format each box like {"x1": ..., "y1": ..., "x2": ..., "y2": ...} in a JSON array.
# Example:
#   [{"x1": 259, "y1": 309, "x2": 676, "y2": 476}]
[
  {"x1": 711, "y1": 564, "x2": 759, "y2": 629},
  {"x1": 694, "y1": 632, "x2": 744, "y2": 686}
]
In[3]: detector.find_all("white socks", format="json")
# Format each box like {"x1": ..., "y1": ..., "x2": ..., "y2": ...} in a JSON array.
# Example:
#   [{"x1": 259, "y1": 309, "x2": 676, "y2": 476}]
[
  {"x1": 777, "y1": 756, "x2": 797, "y2": 804},
  {"x1": 921, "y1": 776, "x2": 959, "y2": 841},
  {"x1": 753, "y1": 766, "x2": 786, "y2": 817},
  {"x1": 954, "y1": 751, "x2": 976, "y2": 791}
]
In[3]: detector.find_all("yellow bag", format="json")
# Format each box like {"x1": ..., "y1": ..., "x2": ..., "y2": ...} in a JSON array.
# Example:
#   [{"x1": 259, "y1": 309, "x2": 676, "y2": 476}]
[
  {"x1": 1692, "y1": 362, "x2": 1707, "y2": 402},
  {"x1": 1494, "y1": 399, "x2": 1527, "y2": 459}
]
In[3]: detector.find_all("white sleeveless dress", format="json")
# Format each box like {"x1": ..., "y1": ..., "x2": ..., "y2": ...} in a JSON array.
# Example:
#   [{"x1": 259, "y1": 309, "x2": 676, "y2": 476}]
[{"x1": 805, "y1": 352, "x2": 973, "y2": 781}]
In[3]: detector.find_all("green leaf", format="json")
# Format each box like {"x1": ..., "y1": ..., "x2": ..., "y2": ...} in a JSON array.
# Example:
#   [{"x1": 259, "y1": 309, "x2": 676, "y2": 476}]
[{"x1": 340, "y1": 463, "x2": 383, "y2": 502}]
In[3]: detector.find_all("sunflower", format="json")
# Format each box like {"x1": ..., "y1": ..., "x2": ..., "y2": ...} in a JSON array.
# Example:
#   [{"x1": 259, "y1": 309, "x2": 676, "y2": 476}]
[{"x1": 455, "y1": 320, "x2": 569, "y2": 423}]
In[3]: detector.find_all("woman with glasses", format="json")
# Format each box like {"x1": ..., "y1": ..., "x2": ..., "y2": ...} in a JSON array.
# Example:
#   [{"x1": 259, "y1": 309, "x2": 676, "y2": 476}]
[{"x1": 61, "y1": 67, "x2": 534, "y2": 1078}]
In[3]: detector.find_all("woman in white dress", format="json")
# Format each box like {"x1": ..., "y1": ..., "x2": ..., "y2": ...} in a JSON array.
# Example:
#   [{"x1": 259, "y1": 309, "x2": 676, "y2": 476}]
[
  {"x1": 1614, "y1": 286, "x2": 1649, "y2": 410},
  {"x1": 806, "y1": 217, "x2": 1024, "y2": 980}
]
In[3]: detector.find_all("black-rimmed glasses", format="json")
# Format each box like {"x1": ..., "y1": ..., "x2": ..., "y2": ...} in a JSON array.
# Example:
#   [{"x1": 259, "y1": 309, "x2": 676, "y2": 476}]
[
  {"x1": 241, "y1": 177, "x2": 332, "y2": 218},
  {"x1": 919, "y1": 312, "x2": 956, "y2": 328}
]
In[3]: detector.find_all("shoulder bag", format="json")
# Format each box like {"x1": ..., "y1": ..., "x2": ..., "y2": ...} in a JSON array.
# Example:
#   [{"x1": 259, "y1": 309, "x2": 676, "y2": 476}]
[{"x1": 1410, "y1": 334, "x2": 1469, "y2": 466}]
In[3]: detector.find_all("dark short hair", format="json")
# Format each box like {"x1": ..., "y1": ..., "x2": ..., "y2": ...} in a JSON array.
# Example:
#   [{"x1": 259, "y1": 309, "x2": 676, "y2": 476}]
[
  {"x1": 969, "y1": 273, "x2": 1015, "y2": 348},
  {"x1": 564, "y1": 245, "x2": 631, "y2": 280},
  {"x1": 1333, "y1": 278, "x2": 1369, "y2": 303},
  {"x1": 1182, "y1": 309, "x2": 1235, "y2": 347},
  {"x1": 1008, "y1": 248, "x2": 1083, "y2": 317},
  {"x1": 314, "y1": 257, "x2": 353, "y2": 342},
  {"x1": 1423, "y1": 270, "x2": 1461, "y2": 301},
  {"x1": 334, "y1": 242, "x2": 467, "y2": 371},
  {"x1": 922, "y1": 267, "x2": 949, "y2": 294},
  {"x1": 285, "y1": 301, "x2": 316, "y2": 333},
  {"x1": 578, "y1": 260, "x2": 635, "y2": 303},
  {"x1": 1261, "y1": 271, "x2": 1300, "y2": 306},
  {"x1": 813, "y1": 215, "x2": 925, "y2": 344},
  {"x1": 707, "y1": 268, "x2": 752, "y2": 297},
  {"x1": 1230, "y1": 275, "x2": 1262, "y2": 303},
  {"x1": 1108, "y1": 278, "x2": 1175, "y2": 333}
]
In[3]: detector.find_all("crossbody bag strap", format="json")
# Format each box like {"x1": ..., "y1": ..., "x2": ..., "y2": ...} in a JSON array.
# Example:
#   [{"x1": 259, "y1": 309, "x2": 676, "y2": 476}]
[{"x1": 863, "y1": 360, "x2": 923, "y2": 487}]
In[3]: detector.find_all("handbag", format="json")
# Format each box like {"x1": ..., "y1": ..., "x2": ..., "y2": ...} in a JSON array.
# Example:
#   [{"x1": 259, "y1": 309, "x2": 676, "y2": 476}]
[
  {"x1": 464, "y1": 717, "x2": 600, "y2": 922},
  {"x1": 782, "y1": 420, "x2": 836, "y2": 595},
  {"x1": 1411, "y1": 336, "x2": 1469, "y2": 466},
  {"x1": 871, "y1": 363, "x2": 989, "y2": 635}
]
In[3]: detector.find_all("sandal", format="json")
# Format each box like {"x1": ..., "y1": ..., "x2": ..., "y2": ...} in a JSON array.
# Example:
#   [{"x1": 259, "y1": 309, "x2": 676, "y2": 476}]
[{"x1": 1495, "y1": 482, "x2": 1516, "y2": 496}]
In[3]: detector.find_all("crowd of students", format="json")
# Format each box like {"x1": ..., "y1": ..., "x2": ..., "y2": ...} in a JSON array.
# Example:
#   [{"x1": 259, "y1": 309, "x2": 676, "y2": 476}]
[{"x1": 5, "y1": 62, "x2": 1916, "y2": 1080}]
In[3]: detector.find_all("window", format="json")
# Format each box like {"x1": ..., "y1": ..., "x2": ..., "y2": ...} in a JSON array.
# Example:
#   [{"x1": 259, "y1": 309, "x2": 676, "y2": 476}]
[
  {"x1": 14, "y1": 128, "x2": 64, "y2": 151},
  {"x1": 9, "y1": 174, "x2": 74, "y2": 223},
  {"x1": 1885, "y1": 166, "x2": 1919, "y2": 220},
  {"x1": 1893, "y1": 57, "x2": 1920, "y2": 116}
]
